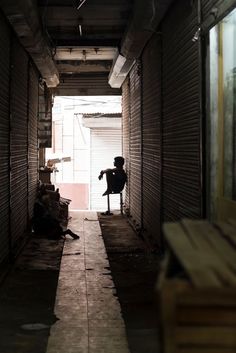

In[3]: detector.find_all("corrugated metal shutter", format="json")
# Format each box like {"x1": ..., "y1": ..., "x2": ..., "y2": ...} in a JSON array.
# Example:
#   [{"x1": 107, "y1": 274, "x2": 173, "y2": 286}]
[
  {"x1": 162, "y1": 0, "x2": 202, "y2": 221},
  {"x1": 0, "y1": 14, "x2": 10, "y2": 264},
  {"x1": 122, "y1": 78, "x2": 131, "y2": 210},
  {"x1": 129, "y1": 62, "x2": 142, "y2": 228},
  {"x1": 90, "y1": 129, "x2": 122, "y2": 210},
  {"x1": 54, "y1": 73, "x2": 121, "y2": 96},
  {"x1": 141, "y1": 35, "x2": 162, "y2": 245},
  {"x1": 28, "y1": 63, "x2": 39, "y2": 218},
  {"x1": 10, "y1": 38, "x2": 28, "y2": 252}
]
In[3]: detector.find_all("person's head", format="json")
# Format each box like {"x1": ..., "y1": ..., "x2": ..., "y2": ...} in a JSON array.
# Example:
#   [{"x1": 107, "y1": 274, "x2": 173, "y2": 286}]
[{"x1": 114, "y1": 156, "x2": 125, "y2": 167}]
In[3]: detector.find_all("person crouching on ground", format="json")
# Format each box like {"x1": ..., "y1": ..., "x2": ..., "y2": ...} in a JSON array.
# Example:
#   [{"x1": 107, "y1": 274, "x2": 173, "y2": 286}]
[
  {"x1": 32, "y1": 192, "x2": 79, "y2": 240},
  {"x1": 98, "y1": 156, "x2": 127, "y2": 196}
]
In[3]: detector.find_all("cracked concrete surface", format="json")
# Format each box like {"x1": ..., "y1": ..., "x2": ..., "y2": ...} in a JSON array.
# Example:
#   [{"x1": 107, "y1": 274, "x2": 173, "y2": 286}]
[{"x1": 47, "y1": 211, "x2": 130, "y2": 353}]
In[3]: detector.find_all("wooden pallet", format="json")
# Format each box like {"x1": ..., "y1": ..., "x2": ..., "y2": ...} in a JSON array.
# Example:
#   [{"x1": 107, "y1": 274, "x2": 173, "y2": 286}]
[{"x1": 157, "y1": 219, "x2": 236, "y2": 353}]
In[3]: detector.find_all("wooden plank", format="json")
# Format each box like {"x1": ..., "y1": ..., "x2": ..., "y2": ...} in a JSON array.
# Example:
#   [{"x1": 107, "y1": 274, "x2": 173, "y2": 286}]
[
  {"x1": 177, "y1": 307, "x2": 236, "y2": 325},
  {"x1": 169, "y1": 279, "x2": 236, "y2": 307},
  {"x1": 178, "y1": 348, "x2": 236, "y2": 353},
  {"x1": 181, "y1": 219, "x2": 213, "y2": 250},
  {"x1": 176, "y1": 327, "x2": 236, "y2": 346},
  {"x1": 159, "y1": 281, "x2": 177, "y2": 353},
  {"x1": 181, "y1": 220, "x2": 236, "y2": 287},
  {"x1": 156, "y1": 250, "x2": 171, "y2": 290},
  {"x1": 178, "y1": 290, "x2": 236, "y2": 307},
  {"x1": 217, "y1": 222, "x2": 236, "y2": 247},
  {"x1": 163, "y1": 223, "x2": 221, "y2": 288},
  {"x1": 227, "y1": 219, "x2": 236, "y2": 228},
  {"x1": 195, "y1": 221, "x2": 236, "y2": 272}
]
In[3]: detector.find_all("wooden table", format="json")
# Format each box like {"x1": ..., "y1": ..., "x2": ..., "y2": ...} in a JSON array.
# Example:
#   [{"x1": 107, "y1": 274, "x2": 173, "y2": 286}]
[{"x1": 157, "y1": 219, "x2": 236, "y2": 353}]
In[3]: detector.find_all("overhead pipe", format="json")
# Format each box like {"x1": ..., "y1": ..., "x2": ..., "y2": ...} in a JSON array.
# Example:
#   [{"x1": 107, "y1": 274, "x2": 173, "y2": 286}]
[
  {"x1": 121, "y1": 0, "x2": 174, "y2": 59},
  {"x1": 109, "y1": 0, "x2": 174, "y2": 88}
]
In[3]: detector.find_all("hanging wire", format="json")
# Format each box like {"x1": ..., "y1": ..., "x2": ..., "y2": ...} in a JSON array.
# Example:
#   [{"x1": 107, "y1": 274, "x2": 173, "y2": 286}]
[{"x1": 77, "y1": 0, "x2": 87, "y2": 10}]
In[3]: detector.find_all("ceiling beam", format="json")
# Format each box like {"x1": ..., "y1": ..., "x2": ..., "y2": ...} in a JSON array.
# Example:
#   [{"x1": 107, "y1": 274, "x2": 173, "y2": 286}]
[
  {"x1": 0, "y1": 0, "x2": 59, "y2": 87},
  {"x1": 48, "y1": 38, "x2": 120, "y2": 47},
  {"x1": 54, "y1": 47, "x2": 117, "y2": 61},
  {"x1": 56, "y1": 60, "x2": 111, "y2": 73}
]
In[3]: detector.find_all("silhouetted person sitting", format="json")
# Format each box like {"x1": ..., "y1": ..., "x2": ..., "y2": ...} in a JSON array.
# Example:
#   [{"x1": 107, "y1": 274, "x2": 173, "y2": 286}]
[
  {"x1": 98, "y1": 156, "x2": 127, "y2": 196},
  {"x1": 32, "y1": 191, "x2": 79, "y2": 240}
]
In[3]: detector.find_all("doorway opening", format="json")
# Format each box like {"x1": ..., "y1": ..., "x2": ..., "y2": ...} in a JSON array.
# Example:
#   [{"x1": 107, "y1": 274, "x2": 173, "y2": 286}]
[
  {"x1": 207, "y1": 8, "x2": 236, "y2": 221},
  {"x1": 46, "y1": 95, "x2": 122, "y2": 210}
]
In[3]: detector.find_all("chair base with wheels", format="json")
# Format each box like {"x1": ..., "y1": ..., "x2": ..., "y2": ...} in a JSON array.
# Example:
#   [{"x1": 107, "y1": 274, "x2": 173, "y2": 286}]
[{"x1": 102, "y1": 192, "x2": 123, "y2": 216}]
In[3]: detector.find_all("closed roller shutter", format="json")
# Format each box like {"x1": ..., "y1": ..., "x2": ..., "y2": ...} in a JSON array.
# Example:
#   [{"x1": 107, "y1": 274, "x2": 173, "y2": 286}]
[
  {"x1": 10, "y1": 38, "x2": 28, "y2": 252},
  {"x1": 0, "y1": 14, "x2": 10, "y2": 264},
  {"x1": 90, "y1": 129, "x2": 122, "y2": 210},
  {"x1": 28, "y1": 63, "x2": 39, "y2": 218},
  {"x1": 142, "y1": 35, "x2": 162, "y2": 245},
  {"x1": 122, "y1": 78, "x2": 131, "y2": 209},
  {"x1": 129, "y1": 62, "x2": 142, "y2": 227},
  {"x1": 55, "y1": 73, "x2": 121, "y2": 96},
  {"x1": 162, "y1": 0, "x2": 202, "y2": 221}
]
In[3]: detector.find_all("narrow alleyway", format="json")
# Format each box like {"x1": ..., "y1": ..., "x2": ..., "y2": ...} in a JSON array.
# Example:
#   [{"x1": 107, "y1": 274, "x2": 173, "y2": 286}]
[{"x1": 0, "y1": 211, "x2": 160, "y2": 353}]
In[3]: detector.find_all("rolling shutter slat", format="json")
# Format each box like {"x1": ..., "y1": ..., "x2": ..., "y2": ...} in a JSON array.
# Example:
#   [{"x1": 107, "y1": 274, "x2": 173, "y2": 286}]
[
  {"x1": 162, "y1": 0, "x2": 202, "y2": 221},
  {"x1": 0, "y1": 14, "x2": 10, "y2": 263}
]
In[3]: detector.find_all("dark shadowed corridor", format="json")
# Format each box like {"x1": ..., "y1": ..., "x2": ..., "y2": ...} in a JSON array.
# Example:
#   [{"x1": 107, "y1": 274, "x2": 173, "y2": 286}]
[{"x1": 0, "y1": 211, "x2": 160, "y2": 353}]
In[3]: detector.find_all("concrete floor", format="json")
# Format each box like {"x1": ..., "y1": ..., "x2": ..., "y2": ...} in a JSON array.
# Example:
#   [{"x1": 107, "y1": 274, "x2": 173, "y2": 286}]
[
  {"x1": 98, "y1": 212, "x2": 160, "y2": 353},
  {"x1": 0, "y1": 211, "x2": 160, "y2": 353}
]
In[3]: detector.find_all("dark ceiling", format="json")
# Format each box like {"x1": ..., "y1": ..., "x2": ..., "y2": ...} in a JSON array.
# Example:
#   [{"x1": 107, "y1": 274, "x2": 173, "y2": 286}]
[
  {"x1": 38, "y1": 0, "x2": 133, "y2": 47},
  {"x1": 37, "y1": 0, "x2": 134, "y2": 78},
  {"x1": 0, "y1": 0, "x2": 173, "y2": 90}
]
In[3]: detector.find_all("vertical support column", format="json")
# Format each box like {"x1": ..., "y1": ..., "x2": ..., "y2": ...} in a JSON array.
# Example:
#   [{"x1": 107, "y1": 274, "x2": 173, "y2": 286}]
[
  {"x1": 107, "y1": 194, "x2": 111, "y2": 214},
  {"x1": 120, "y1": 192, "x2": 123, "y2": 214}
]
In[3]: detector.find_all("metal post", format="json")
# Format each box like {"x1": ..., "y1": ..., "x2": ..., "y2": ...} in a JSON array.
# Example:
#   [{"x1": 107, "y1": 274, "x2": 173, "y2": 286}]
[
  {"x1": 120, "y1": 192, "x2": 123, "y2": 214},
  {"x1": 107, "y1": 194, "x2": 111, "y2": 214}
]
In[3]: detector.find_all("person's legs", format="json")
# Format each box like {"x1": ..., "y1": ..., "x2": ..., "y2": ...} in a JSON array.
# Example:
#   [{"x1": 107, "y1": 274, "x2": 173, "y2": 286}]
[
  {"x1": 62, "y1": 229, "x2": 80, "y2": 239},
  {"x1": 46, "y1": 218, "x2": 80, "y2": 240},
  {"x1": 102, "y1": 170, "x2": 115, "y2": 196}
]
